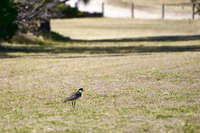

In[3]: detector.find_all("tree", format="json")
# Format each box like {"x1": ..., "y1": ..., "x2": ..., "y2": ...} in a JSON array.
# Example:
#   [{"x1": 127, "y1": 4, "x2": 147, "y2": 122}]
[
  {"x1": 191, "y1": 0, "x2": 200, "y2": 14},
  {"x1": 0, "y1": 0, "x2": 18, "y2": 41},
  {"x1": 15, "y1": 0, "x2": 89, "y2": 35}
]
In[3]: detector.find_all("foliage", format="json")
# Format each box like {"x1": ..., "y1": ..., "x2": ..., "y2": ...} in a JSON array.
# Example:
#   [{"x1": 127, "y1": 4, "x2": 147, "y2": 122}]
[
  {"x1": 57, "y1": 4, "x2": 84, "y2": 18},
  {"x1": 0, "y1": 0, "x2": 18, "y2": 41},
  {"x1": 191, "y1": 0, "x2": 200, "y2": 14}
]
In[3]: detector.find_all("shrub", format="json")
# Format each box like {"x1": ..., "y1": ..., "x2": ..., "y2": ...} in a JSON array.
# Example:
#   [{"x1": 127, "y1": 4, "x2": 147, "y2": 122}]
[{"x1": 0, "y1": 0, "x2": 18, "y2": 41}]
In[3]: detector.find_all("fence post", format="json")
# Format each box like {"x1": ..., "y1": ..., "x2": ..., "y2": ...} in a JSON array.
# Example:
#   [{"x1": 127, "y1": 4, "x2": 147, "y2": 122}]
[
  {"x1": 162, "y1": 4, "x2": 165, "y2": 19},
  {"x1": 192, "y1": 3, "x2": 195, "y2": 20},
  {"x1": 102, "y1": 2, "x2": 104, "y2": 17},
  {"x1": 131, "y1": 2, "x2": 134, "y2": 18},
  {"x1": 75, "y1": 2, "x2": 78, "y2": 8}
]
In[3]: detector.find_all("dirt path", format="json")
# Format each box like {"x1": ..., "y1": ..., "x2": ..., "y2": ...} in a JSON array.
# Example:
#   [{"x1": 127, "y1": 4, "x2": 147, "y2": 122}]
[{"x1": 67, "y1": 0, "x2": 195, "y2": 19}]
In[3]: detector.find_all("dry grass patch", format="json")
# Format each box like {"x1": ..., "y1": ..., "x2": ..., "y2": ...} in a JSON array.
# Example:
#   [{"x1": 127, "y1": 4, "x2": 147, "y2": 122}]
[
  {"x1": 1, "y1": 18, "x2": 200, "y2": 133},
  {"x1": 1, "y1": 44, "x2": 200, "y2": 132}
]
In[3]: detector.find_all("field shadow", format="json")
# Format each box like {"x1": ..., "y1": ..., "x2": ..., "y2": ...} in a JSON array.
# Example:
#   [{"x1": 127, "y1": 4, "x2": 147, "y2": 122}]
[
  {"x1": 1, "y1": 34, "x2": 200, "y2": 58},
  {"x1": 74, "y1": 35, "x2": 200, "y2": 43},
  {"x1": 1, "y1": 44, "x2": 200, "y2": 58},
  {"x1": 10, "y1": 32, "x2": 71, "y2": 45},
  {"x1": 11, "y1": 32, "x2": 200, "y2": 45}
]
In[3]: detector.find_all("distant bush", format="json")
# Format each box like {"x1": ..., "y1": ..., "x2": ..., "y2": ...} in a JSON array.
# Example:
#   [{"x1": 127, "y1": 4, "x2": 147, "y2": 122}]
[
  {"x1": 56, "y1": 4, "x2": 103, "y2": 18},
  {"x1": 0, "y1": 0, "x2": 18, "y2": 41},
  {"x1": 56, "y1": 4, "x2": 84, "y2": 18}
]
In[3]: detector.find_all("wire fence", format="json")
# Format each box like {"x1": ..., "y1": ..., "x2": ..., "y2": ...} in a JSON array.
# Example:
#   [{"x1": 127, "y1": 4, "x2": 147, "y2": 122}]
[{"x1": 77, "y1": 2, "x2": 200, "y2": 20}]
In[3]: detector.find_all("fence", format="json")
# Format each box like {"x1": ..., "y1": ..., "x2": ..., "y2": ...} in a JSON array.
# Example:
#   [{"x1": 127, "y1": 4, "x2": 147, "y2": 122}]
[
  {"x1": 160, "y1": 3, "x2": 197, "y2": 20},
  {"x1": 77, "y1": 2, "x2": 200, "y2": 20}
]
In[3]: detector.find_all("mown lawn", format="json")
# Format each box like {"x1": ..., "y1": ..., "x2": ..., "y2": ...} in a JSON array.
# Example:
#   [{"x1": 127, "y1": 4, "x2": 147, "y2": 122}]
[{"x1": 0, "y1": 18, "x2": 200, "y2": 133}]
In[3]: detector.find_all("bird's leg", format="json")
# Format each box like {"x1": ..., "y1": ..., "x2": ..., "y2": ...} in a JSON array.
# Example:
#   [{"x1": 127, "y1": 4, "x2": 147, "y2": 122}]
[
  {"x1": 72, "y1": 101, "x2": 76, "y2": 108},
  {"x1": 74, "y1": 101, "x2": 76, "y2": 108}
]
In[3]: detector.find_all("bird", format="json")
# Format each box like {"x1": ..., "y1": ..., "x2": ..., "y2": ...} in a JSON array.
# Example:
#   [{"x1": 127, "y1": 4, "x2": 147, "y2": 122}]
[{"x1": 63, "y1": 88, "x2": 83, "y2": 108}]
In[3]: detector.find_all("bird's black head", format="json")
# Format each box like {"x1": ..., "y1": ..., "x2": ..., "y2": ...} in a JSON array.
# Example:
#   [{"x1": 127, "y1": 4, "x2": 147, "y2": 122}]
[{"x1": 79, "y1": 88, "x2": 83, "y2": 92}]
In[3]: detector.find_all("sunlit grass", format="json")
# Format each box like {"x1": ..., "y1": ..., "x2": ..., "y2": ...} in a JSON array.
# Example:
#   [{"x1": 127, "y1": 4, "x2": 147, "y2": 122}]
[
  {"x1": 51, "y1": 18, "x2": 200, "y2": 40},
  {"x1": 1, "y1": 18, "x2": 200, "y2": 133}
]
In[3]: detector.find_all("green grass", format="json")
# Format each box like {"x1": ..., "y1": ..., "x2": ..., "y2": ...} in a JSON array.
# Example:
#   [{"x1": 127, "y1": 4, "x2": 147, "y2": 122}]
[{"x1": 1, "y1": 18, "x2": 200, "y2": 133}]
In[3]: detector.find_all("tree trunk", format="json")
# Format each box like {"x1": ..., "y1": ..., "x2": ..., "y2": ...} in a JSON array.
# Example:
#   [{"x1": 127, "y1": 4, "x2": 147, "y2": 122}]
[{"x1": 40, "y1": 19, "x2": 51, "y2": 32}]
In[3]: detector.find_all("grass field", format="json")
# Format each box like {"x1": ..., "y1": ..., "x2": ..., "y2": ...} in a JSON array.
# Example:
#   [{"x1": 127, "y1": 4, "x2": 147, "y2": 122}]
[
  {"x1": 52, "y1": 18, "x2": 200, "y2": 40},
  {"x1": 1, "y1": 18, "x2": 200, "y2": 133}
]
